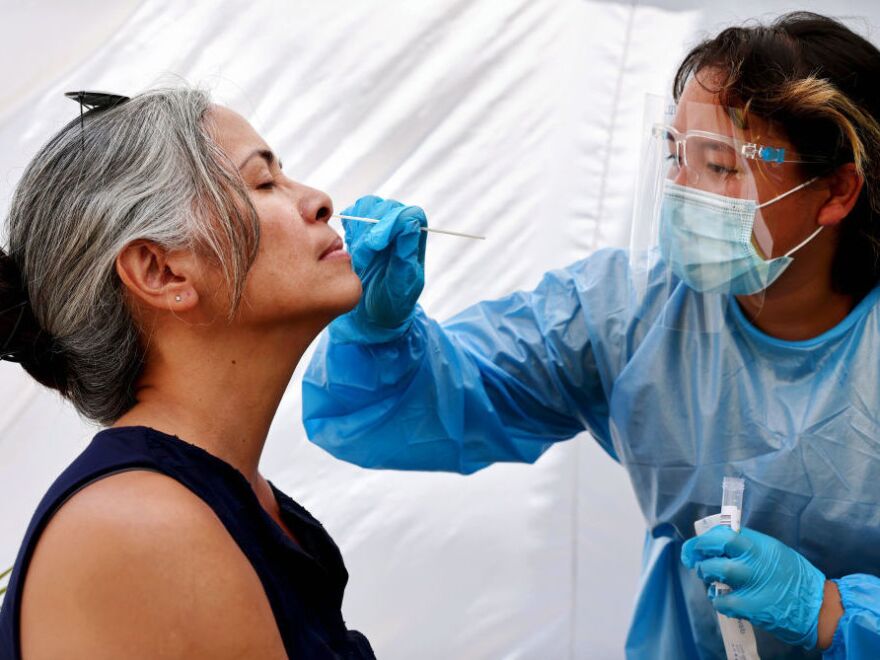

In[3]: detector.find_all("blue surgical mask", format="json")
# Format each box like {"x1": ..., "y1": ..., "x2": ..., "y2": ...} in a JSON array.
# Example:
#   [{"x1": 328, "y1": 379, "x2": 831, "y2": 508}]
[{"x1": 659, "y1": 178, "x2": 821, "y2": 295}]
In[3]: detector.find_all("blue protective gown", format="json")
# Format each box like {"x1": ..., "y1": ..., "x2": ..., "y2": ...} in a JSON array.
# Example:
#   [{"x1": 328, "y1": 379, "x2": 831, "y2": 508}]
[{"x1": 303, "y1": 248, "x2": 880, "y2": 659}]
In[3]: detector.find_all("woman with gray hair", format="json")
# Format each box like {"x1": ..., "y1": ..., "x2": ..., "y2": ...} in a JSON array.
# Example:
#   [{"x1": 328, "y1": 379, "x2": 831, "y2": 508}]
[{"x1": 0, "y1": 88, "x2": 387, "y2": 659}]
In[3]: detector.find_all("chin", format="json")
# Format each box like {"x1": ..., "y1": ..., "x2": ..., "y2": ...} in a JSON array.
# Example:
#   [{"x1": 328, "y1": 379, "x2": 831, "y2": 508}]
[{"x1": 327, "y1": 274, "x2": 363, "y2": 317}]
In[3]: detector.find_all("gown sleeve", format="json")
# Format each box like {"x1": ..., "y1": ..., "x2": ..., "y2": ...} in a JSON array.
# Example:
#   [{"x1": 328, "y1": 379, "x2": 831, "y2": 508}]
[
  {"x1": 823, "y1": 575, "x2": 880, "y2": 659},
  {"x1": 302, "y1": 248, "x2": 641, "y2": 474}
]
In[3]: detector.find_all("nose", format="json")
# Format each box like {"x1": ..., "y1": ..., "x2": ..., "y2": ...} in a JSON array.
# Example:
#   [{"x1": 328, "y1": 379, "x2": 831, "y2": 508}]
[
  {"x1": 298, "y1": 185, "x2": 334, "y2": 224},
  {"x1": 673, "y1": 165, "x2": 689, "y2": 187}
]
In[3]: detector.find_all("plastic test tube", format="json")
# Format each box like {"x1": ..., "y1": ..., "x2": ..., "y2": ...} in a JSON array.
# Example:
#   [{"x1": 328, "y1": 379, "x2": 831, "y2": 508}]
[{"x1": 716, "y1": 477, "x2": 745, "y2": 596}]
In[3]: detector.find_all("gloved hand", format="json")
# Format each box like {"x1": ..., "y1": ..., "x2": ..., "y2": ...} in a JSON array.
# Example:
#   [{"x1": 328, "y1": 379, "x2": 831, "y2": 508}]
[
  {"x1": 330, "y1": 195, "x2": 428, "y2": 344},
  {"x1": 681, "y1": 525, "x2": 826, "y2": 648}
]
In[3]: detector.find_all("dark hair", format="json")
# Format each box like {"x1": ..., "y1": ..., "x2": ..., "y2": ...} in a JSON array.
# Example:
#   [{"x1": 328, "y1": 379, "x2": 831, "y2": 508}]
[
  {"x1": 0, "y1": 250, "x2": 68, "y2": 394},
  {"x1": 674, "y1": 11, "x2": 880, "y2": 299}
]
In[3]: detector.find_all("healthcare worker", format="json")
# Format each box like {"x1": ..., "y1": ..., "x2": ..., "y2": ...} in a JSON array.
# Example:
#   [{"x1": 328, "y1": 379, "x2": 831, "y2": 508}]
[{"x1": 303, "y1": 12, "x2": 880, "y2": 659}]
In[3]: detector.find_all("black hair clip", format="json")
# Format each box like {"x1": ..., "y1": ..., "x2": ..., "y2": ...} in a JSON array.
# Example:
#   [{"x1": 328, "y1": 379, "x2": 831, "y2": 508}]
[
  {"x1": 64, "y1": 91, "x2": 130, "y2": 111},
  {"x1": 64, "y1": 90, "x2": 130, "y2": 148}
]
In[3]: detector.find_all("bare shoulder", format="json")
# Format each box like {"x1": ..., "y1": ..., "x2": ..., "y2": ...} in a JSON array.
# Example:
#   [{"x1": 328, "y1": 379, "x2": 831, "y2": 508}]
[{"x1": 19, "y1": 470, "x2": 287, "y2": 660}]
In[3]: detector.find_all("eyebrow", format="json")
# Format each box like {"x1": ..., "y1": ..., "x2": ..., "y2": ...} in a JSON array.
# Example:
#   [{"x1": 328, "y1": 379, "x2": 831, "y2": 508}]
[{"x1": 238, "y1": 148, "x2": 278, "y2": 171}]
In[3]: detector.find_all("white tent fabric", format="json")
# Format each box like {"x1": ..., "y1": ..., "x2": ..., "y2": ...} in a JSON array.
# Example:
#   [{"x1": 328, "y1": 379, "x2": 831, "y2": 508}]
[{"x1": 1, "y1": 2, "x2": 878, "y2": 657}]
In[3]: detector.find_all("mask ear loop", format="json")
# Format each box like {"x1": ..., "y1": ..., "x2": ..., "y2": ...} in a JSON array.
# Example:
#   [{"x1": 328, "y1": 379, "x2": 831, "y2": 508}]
[
  {"x1": 755, "y1": 176, "x2": 824, "y2": 259},
  {"x1": 782, "y1": 225, "x2": 824, "y2": 258},
  {"x1": 755, "y1": 175, "x2": 820, "y2": 209}
]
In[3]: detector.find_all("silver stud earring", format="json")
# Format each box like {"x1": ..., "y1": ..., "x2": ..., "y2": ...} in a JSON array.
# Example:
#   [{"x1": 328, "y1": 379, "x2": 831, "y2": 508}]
[{"x1": 175, "y1": 295, "x2": 182, "y2": 302}]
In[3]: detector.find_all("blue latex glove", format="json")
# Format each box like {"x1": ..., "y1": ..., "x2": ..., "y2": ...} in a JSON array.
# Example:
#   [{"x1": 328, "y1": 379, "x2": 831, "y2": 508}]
[
  {"x1": 330, "y1": 195, "x2": 428, "y2": 344},
  {"x1": 681, "y1": 525, "x2": 827, "y2": 648}
]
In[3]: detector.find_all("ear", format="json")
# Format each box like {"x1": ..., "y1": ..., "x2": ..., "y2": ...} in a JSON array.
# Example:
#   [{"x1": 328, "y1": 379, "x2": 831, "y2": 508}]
[
  {"x1": 816, "y1": 163, "x2": 863, "y2": 227},
  {"x1": 115, "y1": 241, "x2": 200, "y2": 312}
]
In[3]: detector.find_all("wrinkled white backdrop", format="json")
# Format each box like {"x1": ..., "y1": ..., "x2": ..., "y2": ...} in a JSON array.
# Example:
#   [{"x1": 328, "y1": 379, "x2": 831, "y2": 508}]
[{"x1": 1, "y1": 2, "x2": 878, "y2": 658}]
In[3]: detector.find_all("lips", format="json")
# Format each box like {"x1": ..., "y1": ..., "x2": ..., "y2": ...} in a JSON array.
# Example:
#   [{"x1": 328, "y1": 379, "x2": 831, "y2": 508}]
[{"x1": 319, "y1": 236, "x2": 346, "y2": 260}]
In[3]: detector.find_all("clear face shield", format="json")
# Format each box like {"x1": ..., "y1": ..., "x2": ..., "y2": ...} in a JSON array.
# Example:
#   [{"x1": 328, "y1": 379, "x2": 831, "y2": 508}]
[{"x1": 629, "y1": 95, "x2": 826, "y2": 330}]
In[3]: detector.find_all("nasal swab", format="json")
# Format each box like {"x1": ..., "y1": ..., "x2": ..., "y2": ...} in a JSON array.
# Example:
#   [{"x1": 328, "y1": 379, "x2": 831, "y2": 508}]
[{"x1": 331, "y1": 214, "x2": 485, "y2": 241}]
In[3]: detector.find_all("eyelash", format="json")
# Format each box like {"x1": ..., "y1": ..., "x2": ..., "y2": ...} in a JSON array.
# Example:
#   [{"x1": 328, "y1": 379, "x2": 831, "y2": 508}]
[{"x1": 255, "y1": 162, "x2": 283, "y2": 190}]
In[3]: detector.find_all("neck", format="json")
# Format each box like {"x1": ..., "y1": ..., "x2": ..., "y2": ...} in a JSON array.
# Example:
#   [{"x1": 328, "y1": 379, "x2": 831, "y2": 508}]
[
  {"x1": 114, "y1": 321, "x2": 319, "y2": 488},
  {"x1": 736, "y1": 231, "x2": 856, "y2": 340}
]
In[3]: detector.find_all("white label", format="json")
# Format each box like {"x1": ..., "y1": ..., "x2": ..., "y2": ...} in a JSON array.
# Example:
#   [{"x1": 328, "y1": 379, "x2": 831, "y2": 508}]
[
  {"x1": 720, "y1": 505, "x2": 741, "y2": 532},
  {"x1": 718, "y1": 613, "x2": 760, "y2": 660},
  {"x1": 694, "y1": 513, "x2": 723, "y2": 536}
]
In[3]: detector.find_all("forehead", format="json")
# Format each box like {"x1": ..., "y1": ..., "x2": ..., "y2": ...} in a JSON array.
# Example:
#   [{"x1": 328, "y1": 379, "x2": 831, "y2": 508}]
[
  {"x1": 674, "y1": 74, "x2": 784, "y2": 142},
  {"x1": 206, "y1": 105, "x2": 269, "y2": 162}
]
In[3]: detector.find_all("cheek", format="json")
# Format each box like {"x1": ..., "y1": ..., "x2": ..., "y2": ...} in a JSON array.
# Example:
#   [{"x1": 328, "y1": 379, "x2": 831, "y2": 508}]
[{"x1": 254, "y1": 209, "x2": 309, "y2": 268}]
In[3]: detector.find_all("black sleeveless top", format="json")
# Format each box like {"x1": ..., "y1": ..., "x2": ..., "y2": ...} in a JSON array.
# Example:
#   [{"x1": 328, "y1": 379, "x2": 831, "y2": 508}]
[{"x1": 0, "y1": 426, "x2": 375, "y2": 659}]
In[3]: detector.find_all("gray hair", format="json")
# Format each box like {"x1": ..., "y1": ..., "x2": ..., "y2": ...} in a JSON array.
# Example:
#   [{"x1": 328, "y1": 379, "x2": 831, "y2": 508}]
[{"x1": 4, "y1": 87, "x2": 260, "y2": 424}]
